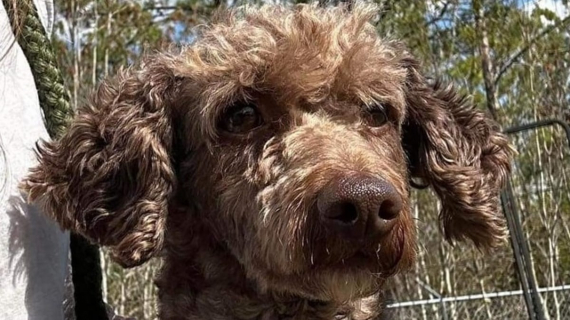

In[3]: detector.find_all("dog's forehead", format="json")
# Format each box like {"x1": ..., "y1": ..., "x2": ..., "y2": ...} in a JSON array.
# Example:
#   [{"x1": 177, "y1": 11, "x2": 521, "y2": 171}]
[{"x1": 176, "y1": 3, "x2": 410, "y2": 130}]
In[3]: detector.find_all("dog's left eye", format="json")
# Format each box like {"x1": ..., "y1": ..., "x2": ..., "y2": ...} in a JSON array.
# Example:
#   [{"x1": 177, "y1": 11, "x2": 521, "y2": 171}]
[
  {"x1": 220, "y1": 104, "x2": 263, "y2": 133},
  {"x1": 364, "y1": 105, "x2": 389, "y2": 127}
]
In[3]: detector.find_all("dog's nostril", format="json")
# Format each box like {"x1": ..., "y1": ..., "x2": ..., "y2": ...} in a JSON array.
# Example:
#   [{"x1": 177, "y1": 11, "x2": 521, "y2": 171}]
[
  {"x1": 318, "y1": 175, "x2": 402, "y2": 240},
  {"x1": 378, "y1": 199, "x2": 400, "y2": 221},
  {"x1": 330, "y1": 202, "x2": 359, "y2": 224}
]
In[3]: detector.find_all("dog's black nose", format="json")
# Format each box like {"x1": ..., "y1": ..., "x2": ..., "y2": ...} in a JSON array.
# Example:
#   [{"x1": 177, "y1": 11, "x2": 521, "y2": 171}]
[{"x1": 317, "y1": 175, "x2": 402, "y2": 240}]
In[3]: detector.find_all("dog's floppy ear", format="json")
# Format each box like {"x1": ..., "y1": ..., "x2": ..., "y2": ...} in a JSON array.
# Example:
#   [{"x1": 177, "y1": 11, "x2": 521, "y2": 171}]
[
  {"x1": 401, "y1": 57, "x2": 514, "y2": 250},
  {"x1": 21, "y1": 55, "x2": 178, "y2": 267}
]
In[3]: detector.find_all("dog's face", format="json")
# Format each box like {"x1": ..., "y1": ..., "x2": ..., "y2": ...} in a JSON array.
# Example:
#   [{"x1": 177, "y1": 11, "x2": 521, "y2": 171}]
[
  {"x1": 172, "y1": 5, "x2": 417, "y2": 300},
  {"x1": 22, "y1": 3, "x2": 513, "y2": 303}
]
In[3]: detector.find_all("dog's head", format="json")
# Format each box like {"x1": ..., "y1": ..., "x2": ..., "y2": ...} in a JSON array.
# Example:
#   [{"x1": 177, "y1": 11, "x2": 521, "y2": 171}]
[{"x1": 22, "y1": 2, "x2": 512, "y2": 302}]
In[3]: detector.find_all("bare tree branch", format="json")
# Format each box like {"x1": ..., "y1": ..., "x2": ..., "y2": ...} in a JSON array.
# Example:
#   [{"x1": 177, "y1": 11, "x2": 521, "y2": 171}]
[
  {"x1": 400, "y1": 1, "x2": 452, "y2": 45},
  {"x1": 494, "y1": 14, "x2": 570, "y2": 86},
  {"x1": 426, "y1": 0, "x2": 451, "y2": 26},
  {"x1": 473, "y1": 0, "x2": 498, "y2": 119}
]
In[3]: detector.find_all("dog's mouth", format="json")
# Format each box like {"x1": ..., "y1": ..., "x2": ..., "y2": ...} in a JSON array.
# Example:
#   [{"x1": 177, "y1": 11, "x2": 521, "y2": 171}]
[
  {"x1": 243, "y1": 226, "x2": 410, "y2": 303},
  {"x1": 304, "y1": 232, "x2": 409, "y2": 279}
]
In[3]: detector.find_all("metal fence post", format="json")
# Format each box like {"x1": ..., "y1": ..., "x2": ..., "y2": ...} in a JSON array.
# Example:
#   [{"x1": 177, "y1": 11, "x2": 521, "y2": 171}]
[{"x1": 501, "y1": 118, "x2": 570, "y2": 320}]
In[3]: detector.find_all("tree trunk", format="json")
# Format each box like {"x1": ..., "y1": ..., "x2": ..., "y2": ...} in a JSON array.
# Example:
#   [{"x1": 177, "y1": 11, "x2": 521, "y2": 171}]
[{"x1": 473, "y1": 0, "x2": 498, "y2": 120}]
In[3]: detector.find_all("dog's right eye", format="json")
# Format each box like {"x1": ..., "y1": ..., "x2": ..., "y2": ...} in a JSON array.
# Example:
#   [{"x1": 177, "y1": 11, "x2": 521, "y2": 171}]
[
  {"x1": 363, "y1": 104, "x2": 390, "y2": 127},
  {"x1": 219, "y1": 103, "x2": 263, "y2": 134}
]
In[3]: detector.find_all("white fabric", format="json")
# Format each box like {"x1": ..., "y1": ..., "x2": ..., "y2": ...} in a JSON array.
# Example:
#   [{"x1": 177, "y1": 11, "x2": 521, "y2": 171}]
[{"x1": 0, "y1": 1, "x2": 70, "y2": 319}]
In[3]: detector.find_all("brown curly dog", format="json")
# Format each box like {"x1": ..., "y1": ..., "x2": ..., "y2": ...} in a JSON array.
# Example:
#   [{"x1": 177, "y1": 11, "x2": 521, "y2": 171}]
[{"x1": 22, "y1": 2, "x2": 513, "y2": 319}]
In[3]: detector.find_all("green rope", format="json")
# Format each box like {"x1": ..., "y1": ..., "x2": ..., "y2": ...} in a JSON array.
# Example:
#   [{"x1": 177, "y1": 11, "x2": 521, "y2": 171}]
[
  {"x1": 3, "y1": 1, "x2": 108, "y2": 319},
  {"x1": 2, "y1": 0, "x2": 73, "y2": 139}
]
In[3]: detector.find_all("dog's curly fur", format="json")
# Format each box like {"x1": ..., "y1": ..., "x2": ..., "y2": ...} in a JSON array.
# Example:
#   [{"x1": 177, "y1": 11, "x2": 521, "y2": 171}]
[{"x1": 22, "y1": 2, "x2": 513, "y2": 319}]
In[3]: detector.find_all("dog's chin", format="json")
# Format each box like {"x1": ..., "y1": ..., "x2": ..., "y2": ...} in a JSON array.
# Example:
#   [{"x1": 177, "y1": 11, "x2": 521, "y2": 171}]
[
  {"x1": 248, "y1": 253, "x2": 390, "y2": 303},
  {"x1": 259, "y1": 266, "x2": 385, "y2": 303}
]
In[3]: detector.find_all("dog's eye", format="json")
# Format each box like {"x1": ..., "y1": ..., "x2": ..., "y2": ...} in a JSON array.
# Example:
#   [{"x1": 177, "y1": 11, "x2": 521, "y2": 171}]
[
  {"x1": 220, "y1": 103, "x2": 263, "y2": 133},
  {"x1": 364, "y1": 105, "x2": 389, "y2": 127}
]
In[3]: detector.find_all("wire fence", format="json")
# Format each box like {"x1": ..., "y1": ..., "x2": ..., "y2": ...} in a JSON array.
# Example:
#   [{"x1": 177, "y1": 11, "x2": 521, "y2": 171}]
[
  {"x1": 388, "y1": 285, "x2": 570, "y2": 320},
  {"x1": 386, "y1": 120, "x2": 570, "y2": 320}
]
